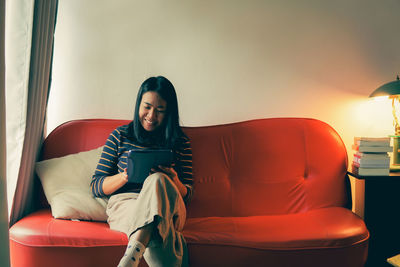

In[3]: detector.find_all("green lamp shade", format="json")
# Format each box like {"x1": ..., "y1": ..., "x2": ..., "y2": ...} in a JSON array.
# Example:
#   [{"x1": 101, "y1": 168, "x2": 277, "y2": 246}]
[{"x1": 369, "y1": 75, "x2": 400, "y2": 97}]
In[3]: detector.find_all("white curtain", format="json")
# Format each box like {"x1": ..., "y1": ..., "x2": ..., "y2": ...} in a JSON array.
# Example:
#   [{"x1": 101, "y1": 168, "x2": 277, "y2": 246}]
[
  {"x1": 6, "y1": 0, "x2": 58, "y2": 226},
  {"x1": 1, "y1": 0, "x2": 11, "y2": 265},
  {"x1": 5, "y1": 0, "x2": 35, "y2": 220}
]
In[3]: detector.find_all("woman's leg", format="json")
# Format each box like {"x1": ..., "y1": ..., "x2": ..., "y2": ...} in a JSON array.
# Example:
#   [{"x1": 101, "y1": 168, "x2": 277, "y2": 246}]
[
  {"x1": 137, "y1": 173, "x2": 188, "y2": 267},
  {"x1": 131, "y1": 222, "x2": 154, "y2": 247},
  {"x1": 105, "y1": 193, "x2": 146, "y2": 267},
  {"x1": 117, "y1": 223, "x2": 155, "y2": 267},
  {"x1": 110, "y1": 173, "x2": 187, "y2": 267}
]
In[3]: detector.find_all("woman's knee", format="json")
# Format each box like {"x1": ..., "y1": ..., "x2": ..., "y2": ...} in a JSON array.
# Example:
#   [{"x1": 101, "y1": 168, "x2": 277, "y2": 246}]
[
  {"x1": 142, "y1": 172, "x2": 181, "y2": 200},
  {"x1": 144, "y1": 172, "x2": 173, "y2": 188}
]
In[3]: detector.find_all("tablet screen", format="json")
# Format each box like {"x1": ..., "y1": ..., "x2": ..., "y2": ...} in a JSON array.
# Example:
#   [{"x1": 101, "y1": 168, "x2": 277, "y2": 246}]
[{"x1": 127, "y1": 149, "x2": 173, "y2": 183}]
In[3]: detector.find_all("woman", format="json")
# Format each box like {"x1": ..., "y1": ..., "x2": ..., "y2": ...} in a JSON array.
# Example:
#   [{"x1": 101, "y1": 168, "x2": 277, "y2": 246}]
[{"x1": 91, "y1": 76, "x2": 193, "y2": 267}]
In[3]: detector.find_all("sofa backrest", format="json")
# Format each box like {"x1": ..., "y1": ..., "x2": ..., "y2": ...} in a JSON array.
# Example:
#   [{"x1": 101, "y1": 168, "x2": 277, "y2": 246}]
[
  {"x1": 39, "y1": 118, "x2": 350, "y2": 218},
  {"x1": 41, "y1": 119, "x2": 129, "y2": 160},
  {"x1": 183, "y1": 118, "x2": 349, "y2": 218}
]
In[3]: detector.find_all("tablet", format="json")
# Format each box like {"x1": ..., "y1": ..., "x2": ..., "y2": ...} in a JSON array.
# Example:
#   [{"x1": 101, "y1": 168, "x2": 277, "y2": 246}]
[{"x1": 127, "y1": 148, "x2": 174, "y2": 183}]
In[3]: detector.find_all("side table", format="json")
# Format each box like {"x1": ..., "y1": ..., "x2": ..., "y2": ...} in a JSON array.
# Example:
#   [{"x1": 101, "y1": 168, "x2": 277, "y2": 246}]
[{"x1": 348, "y1": 171, "x2": 400, "y2": 267}]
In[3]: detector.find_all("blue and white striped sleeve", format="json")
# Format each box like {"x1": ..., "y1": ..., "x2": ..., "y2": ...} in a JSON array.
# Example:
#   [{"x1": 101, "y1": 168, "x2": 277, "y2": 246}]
[
  {"x1": 175, "y1": 136, "x2": 193, "y2": 203},
  {"x1": 90, "y1": 128, "x2": 121, "y2": 197}
]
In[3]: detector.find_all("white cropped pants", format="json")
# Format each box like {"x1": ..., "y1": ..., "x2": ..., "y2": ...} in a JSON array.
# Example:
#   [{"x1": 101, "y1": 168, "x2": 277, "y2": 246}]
[{"x1": 106, "y1": 173, "x2": 188, "y2": 267}]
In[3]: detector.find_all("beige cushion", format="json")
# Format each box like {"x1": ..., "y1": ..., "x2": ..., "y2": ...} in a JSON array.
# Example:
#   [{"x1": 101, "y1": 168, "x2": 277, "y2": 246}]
[{"x1": 35, "y1": 146, "x2": 108, "y2": 221}]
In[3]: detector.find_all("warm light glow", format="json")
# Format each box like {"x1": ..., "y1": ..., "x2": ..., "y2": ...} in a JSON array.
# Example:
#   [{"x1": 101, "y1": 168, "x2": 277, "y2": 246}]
[
  {"x1": 352, "y1": 97, "x2": 393, "y2": 136},
  {"x1": 372, "y1": 95, "x2": 389, "y2": 102}
]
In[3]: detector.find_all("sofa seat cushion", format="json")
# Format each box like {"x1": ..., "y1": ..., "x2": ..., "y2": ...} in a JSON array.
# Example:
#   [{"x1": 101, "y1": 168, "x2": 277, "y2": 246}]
[
  {"x1": 10, "y1": 209, "x2": 127, "y2": 247},
  {"x1": 9, "y1": 208, "x2": 367, "y2": 267},
  {"x1": 11, "y1": 207, "x2": 368, "y2": 250},
  {"x1": 183, "y1": 207, "x2": 369, "y2": 250}
]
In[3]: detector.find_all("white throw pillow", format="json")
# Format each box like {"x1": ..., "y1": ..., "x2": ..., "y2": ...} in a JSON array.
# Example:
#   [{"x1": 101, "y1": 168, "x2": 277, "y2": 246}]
[{"x1": 35, "y1": 146, "x2": 108, "y2": 221}]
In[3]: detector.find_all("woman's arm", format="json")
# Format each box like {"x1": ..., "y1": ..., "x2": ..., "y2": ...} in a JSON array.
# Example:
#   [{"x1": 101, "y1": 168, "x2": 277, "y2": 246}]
[
  {"x1": 101, "y1": 168, "x2": 128, "y2": 195},
  {"x1": 176, "y1": 137, "x2": 193, "y2": 202},
  {"x1": 156, "y1": 166, "x2": 188, "y2": 198},
  {"x1": 155, "y1": 136, "x2": 192, "y2": 199},
  {"x1": 91, "y1": 128, "x2": 124, "y2": 197}
]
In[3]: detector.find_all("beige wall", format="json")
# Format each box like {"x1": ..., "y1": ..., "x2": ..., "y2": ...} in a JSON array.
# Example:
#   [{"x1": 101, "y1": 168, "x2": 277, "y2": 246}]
[{"x1": 48, "y1": 0, "x2": 400, "y2": 215}]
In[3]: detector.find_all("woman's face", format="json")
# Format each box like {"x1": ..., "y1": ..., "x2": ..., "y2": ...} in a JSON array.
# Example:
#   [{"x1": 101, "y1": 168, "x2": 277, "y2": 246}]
[{"x1": 139, "y1": 91, "x2": 167, "y2": 132}]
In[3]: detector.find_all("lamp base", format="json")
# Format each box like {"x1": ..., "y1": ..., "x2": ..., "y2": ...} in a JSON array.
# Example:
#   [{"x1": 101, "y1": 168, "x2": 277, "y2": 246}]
[
  {"x1": 390, "y1": 165, "x2": 400, "y2": 172},
  {"x1": 391, "y1": 135, "x2": 400, "y2": 171}
]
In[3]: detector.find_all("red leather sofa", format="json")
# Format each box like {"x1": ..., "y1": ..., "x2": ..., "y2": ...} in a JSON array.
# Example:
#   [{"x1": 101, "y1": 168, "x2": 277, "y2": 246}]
[{"x1": 9, "y1": 118, "x2": 369, "y2": 267}]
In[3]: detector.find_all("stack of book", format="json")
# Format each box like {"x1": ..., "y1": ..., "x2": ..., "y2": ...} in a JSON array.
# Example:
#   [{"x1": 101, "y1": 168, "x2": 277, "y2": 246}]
[{"x1": 351, "y1": 137, "x2": 391, "y2": 176}]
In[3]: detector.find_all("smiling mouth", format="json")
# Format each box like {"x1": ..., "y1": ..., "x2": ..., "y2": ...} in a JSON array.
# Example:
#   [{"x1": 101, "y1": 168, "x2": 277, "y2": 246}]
[{"x1": 145, "y1": 118, "x2": 156, "y2": 126}]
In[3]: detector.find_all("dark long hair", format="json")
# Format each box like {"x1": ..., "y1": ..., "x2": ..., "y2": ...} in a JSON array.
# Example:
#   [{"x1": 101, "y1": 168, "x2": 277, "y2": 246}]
[{"x1": 126, "y1": 76, "x2": 186, "y2": 148}]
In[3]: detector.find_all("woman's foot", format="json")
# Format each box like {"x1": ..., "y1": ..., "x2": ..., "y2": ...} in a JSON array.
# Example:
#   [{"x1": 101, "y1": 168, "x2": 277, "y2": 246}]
[{"x1": 118, "y1": 240, "x2": 145, "y2": 267}]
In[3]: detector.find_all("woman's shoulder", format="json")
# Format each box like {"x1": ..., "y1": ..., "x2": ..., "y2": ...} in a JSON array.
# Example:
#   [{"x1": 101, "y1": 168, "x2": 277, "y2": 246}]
[
  {"x1": 111, "y1": 124, "x2": 129, "y2": 135},
  {"x1": 106, "y1": 124, "x2": 130, "y2": 141},
  {"x1": 117, "y1": 124, "x2": 130, "y2": 133}
]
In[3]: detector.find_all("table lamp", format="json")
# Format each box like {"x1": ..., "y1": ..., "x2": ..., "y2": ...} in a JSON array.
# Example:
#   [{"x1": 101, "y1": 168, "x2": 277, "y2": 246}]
[{"x1": 369, "y1": 75, "x2": 400, "y2": 168}]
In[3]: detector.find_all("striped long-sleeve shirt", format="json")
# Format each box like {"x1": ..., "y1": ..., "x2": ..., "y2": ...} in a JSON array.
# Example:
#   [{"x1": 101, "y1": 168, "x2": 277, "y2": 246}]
[{"x1": 91, "y1": 125, "x2": 193, "y2": 202}]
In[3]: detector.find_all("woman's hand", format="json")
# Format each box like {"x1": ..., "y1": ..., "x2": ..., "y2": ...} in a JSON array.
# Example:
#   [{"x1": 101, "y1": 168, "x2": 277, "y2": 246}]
[
  {"x1": 102, "y1": 168, "x2": 128, "y2": 195},
  {"x1": 153, "y1": 166, "x2": 187, "y2": 198}
]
